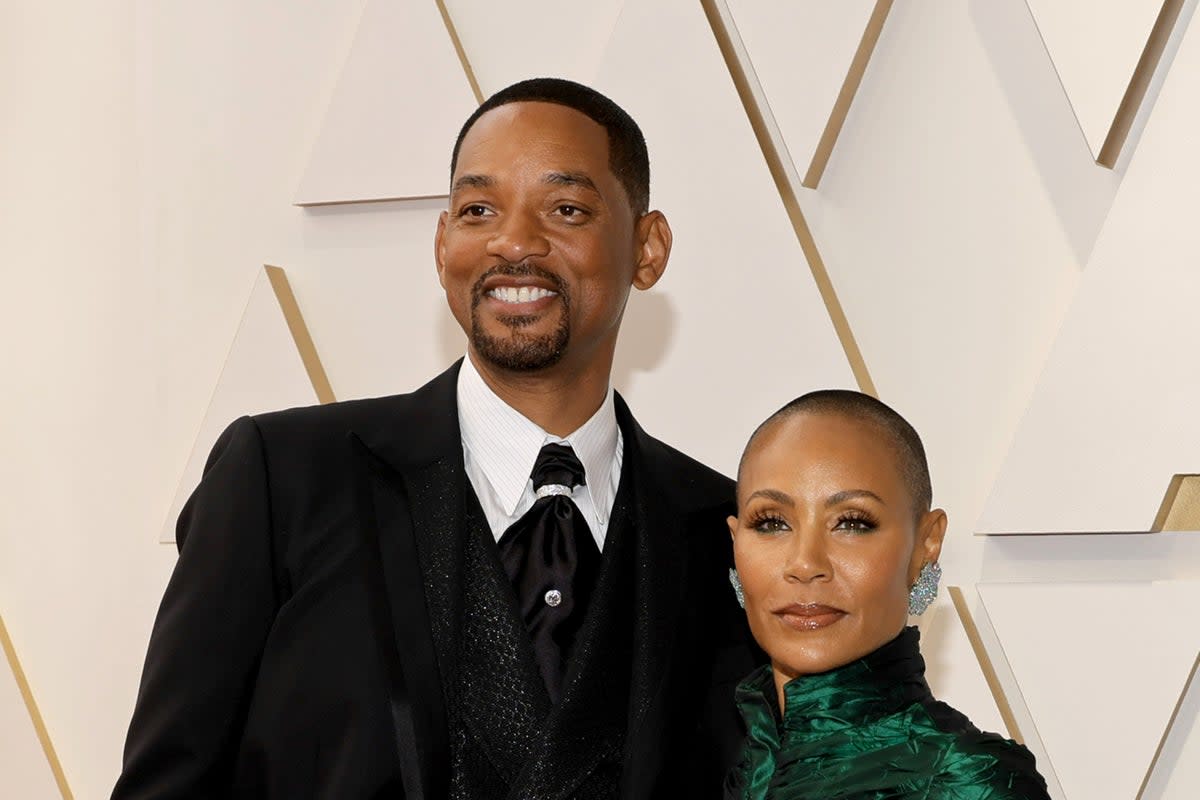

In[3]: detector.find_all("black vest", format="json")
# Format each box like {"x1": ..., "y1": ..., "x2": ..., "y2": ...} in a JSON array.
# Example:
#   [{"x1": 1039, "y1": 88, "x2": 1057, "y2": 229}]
[{"x1": 422, "y1": 472, "x2": 637, "y2": 799}]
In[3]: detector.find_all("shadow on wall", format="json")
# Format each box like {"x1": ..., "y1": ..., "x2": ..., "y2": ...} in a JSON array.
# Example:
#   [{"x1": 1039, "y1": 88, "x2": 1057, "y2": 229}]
[
  {"x1": 611, "y1": 290, "x2": 676, "y2": 394},
  {"x1": 969, "y1": 0, "x2": 1122, "y2": 267},
  {"x1": 916, "y1": 600, "x2": 957, "y2": 693},
  {"x1": 436, "y1": 302, "x2": 466, "y2": 366},
  {"x1": 434, "y1": 289, "x2": 678, "y2": 392}
]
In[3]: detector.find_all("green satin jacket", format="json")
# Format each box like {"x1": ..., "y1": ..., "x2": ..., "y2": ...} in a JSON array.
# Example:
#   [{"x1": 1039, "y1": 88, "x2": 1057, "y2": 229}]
[{"x1": 726, "y1": 627, "x2": 1049, "y2": 799}]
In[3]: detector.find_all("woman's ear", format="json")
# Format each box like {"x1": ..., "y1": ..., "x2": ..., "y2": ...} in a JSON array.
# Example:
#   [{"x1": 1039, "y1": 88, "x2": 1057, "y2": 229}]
[
  {"x1": 631, "y1": 210, "x2": 672, "y2": 290},
  {"x1": 910, "y1": 508, "x2": 947, "y2": 582},
  {"x1": 727, "y1": 514, "x2": 739, "y2": 541}
]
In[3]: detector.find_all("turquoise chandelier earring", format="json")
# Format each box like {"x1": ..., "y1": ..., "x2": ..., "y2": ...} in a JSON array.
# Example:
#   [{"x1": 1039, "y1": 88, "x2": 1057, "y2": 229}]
[
  {"x1": 908, "y1": 561, "x2": 941, "y2": 615},
  {"x1": 729, "y1": 568, "x2": 745, "y2": 609}
]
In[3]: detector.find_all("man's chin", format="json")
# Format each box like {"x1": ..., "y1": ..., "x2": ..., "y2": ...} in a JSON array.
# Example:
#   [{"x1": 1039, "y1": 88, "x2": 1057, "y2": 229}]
[{"x1": 472, "y1": 332, "x2": 568, "y2": 373}]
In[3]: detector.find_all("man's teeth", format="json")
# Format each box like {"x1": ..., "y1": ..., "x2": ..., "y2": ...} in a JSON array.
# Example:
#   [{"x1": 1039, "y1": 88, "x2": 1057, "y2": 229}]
[{"x1": 488, "y1": 286, "x2": 557, "y2": 304}]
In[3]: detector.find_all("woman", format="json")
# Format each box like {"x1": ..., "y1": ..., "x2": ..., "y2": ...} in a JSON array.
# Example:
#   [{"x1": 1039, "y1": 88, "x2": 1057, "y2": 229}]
[{"x1": 725, "y1": 390, "x2": 1048, "y2": 799}]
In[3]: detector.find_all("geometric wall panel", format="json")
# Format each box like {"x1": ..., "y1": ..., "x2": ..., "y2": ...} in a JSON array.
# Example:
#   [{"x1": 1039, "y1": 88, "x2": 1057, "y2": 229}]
[
  {"x1": 442, "y1": 0, "x2": 627, "y2": 96},
  {"x1": 721, "y1": 0, "x2": 891, "y2": 189},
  {"x1": 921, "y1": 589, "x2": 1013, "y2": 742},
  {"x1": 1026, "y1": 0, "x2": 1188, "y2": 166},
  {"x1": 160, "y1": 266, "x2": 331, "y2": 542},
  {"x1": 590, "y1": 0, "x2": 858, "y2": 475},
  {"x1": 0, "y1": 615, "x2": 68, "y2": 799},
  {"x1": 979, "y1": 582, "x2": 1200, "y2": 800},
  {"x1": 1141, "y1": 659, "x2": 1200, "y2": 798},
  {"x1": 978, "y1": 11, "x2": 1200, "y2": 535},
  {"x1": 294, "y1": 0, "x2": 477, "y2": 205}
]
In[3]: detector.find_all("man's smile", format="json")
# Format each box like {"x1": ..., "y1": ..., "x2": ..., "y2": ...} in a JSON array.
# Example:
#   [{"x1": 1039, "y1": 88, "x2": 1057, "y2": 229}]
[{"x1": 487, "y1": 286, "x2": 558, "y2": 304}]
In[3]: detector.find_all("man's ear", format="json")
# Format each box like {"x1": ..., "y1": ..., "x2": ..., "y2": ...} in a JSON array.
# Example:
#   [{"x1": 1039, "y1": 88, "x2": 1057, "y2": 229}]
[
  {"x1": 910, "y1": 508, "x2": 948, "y2": 582},
  {"x1": 631, "y1": 210, "x2": 672, "y2": 291},
  {"x1": 434, "y1": 210, "x2": 449, "y2": 289}
]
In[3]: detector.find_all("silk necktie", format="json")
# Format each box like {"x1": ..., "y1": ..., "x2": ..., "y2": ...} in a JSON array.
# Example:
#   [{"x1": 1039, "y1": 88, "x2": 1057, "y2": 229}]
[{"x1": 497, "y1": 442, "x2": 601, "y2": 703}]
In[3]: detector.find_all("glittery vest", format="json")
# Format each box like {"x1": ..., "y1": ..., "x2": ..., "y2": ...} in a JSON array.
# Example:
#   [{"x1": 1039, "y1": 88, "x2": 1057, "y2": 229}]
[{"x1": 439, "y1": 479, "x2": 636, "y2": 799}]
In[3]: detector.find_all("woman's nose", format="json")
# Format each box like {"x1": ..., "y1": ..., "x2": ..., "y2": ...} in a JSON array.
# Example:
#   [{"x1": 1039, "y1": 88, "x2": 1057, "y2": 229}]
[
  {"x1": 783, "y1": 529, "x2": 833, "y2": 583},
  {"x1": 486, "y1": 210, "x2": 550, "y2": 262}
]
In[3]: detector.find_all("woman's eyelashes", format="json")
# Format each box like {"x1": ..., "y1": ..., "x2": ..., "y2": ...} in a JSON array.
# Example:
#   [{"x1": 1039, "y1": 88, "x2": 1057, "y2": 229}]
[
  {"x1": 744, "y1": 508, "x2": 880, "y2": 535},
  {"x1": 833, "y1": 510, "x2": 879, "y2": 534},
  {"x1": 747, "y1": 511, "x2": 791, "y2": 535}
]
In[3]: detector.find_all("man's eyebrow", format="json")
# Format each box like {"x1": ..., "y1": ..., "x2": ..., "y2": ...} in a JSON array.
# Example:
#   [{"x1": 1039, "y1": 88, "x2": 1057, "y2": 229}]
[
  {"x1": 543, "y1": 171, "x2": 600, "y2": 193},
  {"x1": 746, "y1": 488, "x2": 794, "y2": 507},
  {"x1": 826, "y1": 489, "x2": 885, "y2": 507},
  {"x1": 451, "y1": 174, "x2": 493, "y2": 193}
]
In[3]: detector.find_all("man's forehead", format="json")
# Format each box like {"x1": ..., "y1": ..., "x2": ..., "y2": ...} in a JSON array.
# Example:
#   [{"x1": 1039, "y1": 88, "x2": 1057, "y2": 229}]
[{"x1": 456, "y1": 101, "x2": 609, "y2": 162}]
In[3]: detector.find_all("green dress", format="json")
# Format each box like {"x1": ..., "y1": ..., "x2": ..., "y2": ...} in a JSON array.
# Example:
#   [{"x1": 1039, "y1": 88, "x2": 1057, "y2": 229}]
[{"x1": 726, "y1": 627, "x2": 1049, "y2": 799}]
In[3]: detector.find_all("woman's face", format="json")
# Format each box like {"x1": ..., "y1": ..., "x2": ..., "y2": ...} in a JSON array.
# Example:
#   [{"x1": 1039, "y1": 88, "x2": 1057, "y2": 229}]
[{"x1": 729, "y1": 412, "x2": 945, "y2": 684}]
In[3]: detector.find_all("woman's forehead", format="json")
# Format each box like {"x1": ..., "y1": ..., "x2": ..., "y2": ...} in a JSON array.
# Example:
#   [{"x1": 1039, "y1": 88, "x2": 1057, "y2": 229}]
[{"x1": 739, "y1": 413, "x2": 907, "y2": 494}]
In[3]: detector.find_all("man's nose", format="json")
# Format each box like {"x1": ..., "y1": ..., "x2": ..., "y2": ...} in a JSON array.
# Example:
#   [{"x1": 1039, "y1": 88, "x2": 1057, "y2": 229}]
[
  {"x1": 486, "y1": 210, "x2": 551, "y2": 262},
  {"x1": 782, "y1": 528, "x2": 833, "y2": 584}
]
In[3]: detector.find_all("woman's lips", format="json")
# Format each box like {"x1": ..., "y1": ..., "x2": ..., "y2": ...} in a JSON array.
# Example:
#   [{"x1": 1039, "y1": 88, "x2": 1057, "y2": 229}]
[{"x1": 773, "y1": 603, "x2": 847, "y2": 631}]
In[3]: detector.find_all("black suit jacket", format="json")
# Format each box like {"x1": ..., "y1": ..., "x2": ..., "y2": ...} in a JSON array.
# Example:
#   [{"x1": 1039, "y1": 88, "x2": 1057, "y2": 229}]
[{"x1": 113, "y1": 362, "x2": 761, "y2": 799}]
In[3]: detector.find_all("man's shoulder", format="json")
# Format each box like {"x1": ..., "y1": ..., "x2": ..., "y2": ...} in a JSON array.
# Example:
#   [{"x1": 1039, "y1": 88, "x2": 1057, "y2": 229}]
[
  {"x1": 636, "y1": 431, "x2": 733, "y2": 498},
  {"x1": 620, "y1": 408, "x2": 735, "y2": 518},
  {"x1": 249, "y1": 365, "x2": 459, "y2": 437}
]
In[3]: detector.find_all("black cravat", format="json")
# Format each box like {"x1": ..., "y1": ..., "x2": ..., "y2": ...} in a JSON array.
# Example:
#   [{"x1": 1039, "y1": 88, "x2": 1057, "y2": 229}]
[{"x1": 497, "y1": 442, "x2": 601, "y2": 704}]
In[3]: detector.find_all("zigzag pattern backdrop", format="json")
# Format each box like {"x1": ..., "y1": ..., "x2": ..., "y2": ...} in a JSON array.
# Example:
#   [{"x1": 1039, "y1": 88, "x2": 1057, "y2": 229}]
[{"x1": 3, "y1": 1, "x2": 1199, "y2": 797}]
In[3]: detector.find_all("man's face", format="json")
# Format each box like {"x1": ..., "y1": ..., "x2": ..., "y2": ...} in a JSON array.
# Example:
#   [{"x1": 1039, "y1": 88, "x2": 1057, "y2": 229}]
[{"x1": 436, "y1": 101, "x2": 649, "y2": 374}]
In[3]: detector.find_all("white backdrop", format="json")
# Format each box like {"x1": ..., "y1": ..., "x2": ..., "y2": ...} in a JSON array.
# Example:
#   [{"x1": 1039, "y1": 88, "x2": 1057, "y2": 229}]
[{"x1": 2, "y1": 1, "x2": 1199, "y2": 797}]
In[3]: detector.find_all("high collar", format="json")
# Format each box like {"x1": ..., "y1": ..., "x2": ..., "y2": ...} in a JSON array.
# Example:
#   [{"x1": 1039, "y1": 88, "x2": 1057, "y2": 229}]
[
  {"x1": 739, "y1": 626, "x2": 931, "y2": 731},
  {"x1": 456, "y1": 353, "x2": 619, "y2": 518}
]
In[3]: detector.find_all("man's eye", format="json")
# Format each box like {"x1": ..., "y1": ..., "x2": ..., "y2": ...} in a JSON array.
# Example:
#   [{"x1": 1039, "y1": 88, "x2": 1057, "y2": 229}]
[
  {"x1": 459, "y1": 204, "x2": 491, "y2": 217},
  {"x1": 556, "y1": 204, "x2": 585, "y2": 218}
]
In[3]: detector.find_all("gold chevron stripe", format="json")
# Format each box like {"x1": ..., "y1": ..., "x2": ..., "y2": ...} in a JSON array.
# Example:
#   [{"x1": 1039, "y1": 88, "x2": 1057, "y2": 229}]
[
  {"x1": 948, "y1": 586, "x2": 1024, "y2": 744},
  {"x1": 1098, "y1": 0, "x2": 1187, "y2": 167},
  {"x1": 806, "y1": 0, "x2": 894, "y2": 188},
  {"x1": 1138, "y1": 651, "x2": 1200, "y2": 798},
  {"x1": 436, "y1": 0, "x2": 484, "y2": 105},
  {"x1": 1151, "y1": 474, "x2": 1200, "y2": 532},
  {"x1": 700, "y1": 0, "x2": 877, "y2": 397},
  {"x1": 0, "y1": 613, "x2": 74, "y2": 799},
  {"x1": 265, "y1": 266, "x2": 336, "y2": 405}
]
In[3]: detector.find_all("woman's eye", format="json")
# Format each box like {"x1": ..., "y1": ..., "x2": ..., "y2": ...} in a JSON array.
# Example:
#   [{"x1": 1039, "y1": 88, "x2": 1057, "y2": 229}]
[
  {"x1": 750, "y1": 515, "x2": 790, "y2": 534},
  {"x1": 834, "y1": 516, "x2": 876, "y2": 534}
]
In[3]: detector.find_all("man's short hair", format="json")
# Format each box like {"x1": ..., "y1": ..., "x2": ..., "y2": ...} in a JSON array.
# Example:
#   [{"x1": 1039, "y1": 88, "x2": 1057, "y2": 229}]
[
  {"x1": 739, "y1": 390, "x2": 933, "y2": 520},
  {"x1": 449, "y1": 77, "x2": 651, "y2": 217}
]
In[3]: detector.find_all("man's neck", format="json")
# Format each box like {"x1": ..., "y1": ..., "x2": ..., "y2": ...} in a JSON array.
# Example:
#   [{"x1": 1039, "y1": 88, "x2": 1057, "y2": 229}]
[{"x1": 467, "y1": 350, "x2": 613, "y2": 438}]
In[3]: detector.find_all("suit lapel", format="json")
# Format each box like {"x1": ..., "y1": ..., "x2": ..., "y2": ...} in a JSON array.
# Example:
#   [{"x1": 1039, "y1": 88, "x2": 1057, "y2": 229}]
[
  {"x1": 618, "y1": 398, "x2": 694, "y2": 800},
  {"x1": 353, "y1": 360, "x2": 554, "y2": 793},
  {"x1": 349, "y1": 364, "x2": 466, "y2": 800}
]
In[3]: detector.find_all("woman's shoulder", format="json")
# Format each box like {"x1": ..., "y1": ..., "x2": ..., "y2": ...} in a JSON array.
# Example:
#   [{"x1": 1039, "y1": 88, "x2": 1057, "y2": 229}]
[{"x1": 919, "y1": 699, "x2": 1051, "y2": 799}]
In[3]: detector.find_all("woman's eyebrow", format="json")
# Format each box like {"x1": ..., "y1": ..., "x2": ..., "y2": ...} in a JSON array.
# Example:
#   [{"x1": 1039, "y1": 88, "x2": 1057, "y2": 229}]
[
  {"x1": 746, "y1": 488, "x2": 794, "y2": 507},
  {"x1": 826, "y1": 489, "x2": 885, "y2": 507}
]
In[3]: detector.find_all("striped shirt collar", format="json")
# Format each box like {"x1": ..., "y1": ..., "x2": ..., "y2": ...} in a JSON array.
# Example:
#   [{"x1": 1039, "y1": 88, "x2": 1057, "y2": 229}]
[{"x1": 457, "y1": 354, "x2": 619, "y2": 517}]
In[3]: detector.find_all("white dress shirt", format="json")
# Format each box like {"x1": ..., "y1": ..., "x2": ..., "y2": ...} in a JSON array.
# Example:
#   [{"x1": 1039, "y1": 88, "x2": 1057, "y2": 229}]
[{"x1": 457, "y1": 355, "x2": 623, "y2": 551}]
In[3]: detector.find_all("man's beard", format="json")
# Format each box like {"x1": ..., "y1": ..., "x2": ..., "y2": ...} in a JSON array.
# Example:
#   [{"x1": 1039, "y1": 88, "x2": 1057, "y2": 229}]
[{"x1": 469, "y1": 264, "x2": 570, "y2": 372}]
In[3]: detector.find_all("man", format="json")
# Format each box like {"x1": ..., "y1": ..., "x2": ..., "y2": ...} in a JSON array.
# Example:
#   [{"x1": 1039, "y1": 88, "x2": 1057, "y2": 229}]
[{"x1": 113, "y1": 78, "x2": 760, "y2": 799}]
